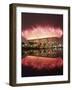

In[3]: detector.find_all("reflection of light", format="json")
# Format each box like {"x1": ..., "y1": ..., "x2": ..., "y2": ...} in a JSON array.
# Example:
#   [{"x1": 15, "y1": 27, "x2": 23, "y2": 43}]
[
  {"x1": 22, "y1": 56, "x2": 63, "y2": 70},
  {"x1": 22, "y1": 25, "x2": 63, "y2": 40}
]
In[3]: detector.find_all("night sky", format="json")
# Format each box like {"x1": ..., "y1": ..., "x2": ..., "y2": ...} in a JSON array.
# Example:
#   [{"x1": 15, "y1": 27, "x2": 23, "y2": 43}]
[
  {"x1": 22, "y1": 13, "x2": 63, "y2": 30},
  {"x1": 21, "y1": 13, "x2": 63, "y2": 40}
]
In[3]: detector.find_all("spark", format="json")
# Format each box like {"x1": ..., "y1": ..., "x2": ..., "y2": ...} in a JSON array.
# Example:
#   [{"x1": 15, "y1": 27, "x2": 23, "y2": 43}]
[{"x1": 22, "y1": 25, "x2": 63, "y2": 40}]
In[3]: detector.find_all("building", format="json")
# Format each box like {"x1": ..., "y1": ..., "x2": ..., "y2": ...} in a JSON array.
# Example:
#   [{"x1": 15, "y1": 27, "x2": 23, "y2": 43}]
[{"x1": 22, "y1": 37, "x2": 63, "y2": 49}]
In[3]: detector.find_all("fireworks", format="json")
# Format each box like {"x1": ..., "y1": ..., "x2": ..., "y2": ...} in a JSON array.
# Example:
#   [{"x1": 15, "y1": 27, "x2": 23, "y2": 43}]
[{"x1": 22, "y1": 25, "x2": 63, "y2": 40}]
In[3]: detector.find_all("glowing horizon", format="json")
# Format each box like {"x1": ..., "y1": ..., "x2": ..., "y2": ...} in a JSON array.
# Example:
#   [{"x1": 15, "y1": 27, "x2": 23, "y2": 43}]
[{"x1": 22, "y1": 25, "x2": 63, "y2": 40}]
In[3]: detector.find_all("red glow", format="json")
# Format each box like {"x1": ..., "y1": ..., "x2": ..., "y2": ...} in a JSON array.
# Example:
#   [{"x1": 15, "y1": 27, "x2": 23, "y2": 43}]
[
  {"x1": 22, "y1": 56, "x2": 63, "y2": 70},
  {"x1": 22, "y1": 25, "x2": 63, "y2": 40}
]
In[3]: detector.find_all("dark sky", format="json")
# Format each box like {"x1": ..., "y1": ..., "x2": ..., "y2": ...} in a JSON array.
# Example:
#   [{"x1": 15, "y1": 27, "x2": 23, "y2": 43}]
[{"x1": 22, "y1": 13, "x2": 63, "y2": 31}]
